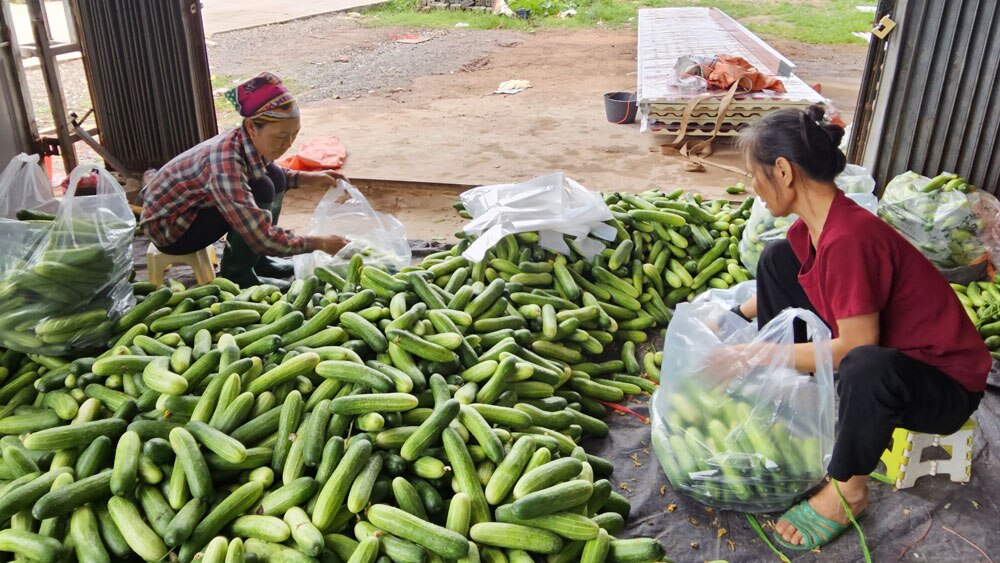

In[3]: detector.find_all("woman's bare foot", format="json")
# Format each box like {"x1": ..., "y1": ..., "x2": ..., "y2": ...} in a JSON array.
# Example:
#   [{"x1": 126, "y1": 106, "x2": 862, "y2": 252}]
[{"x1": 775, "y1": 475, "x2": 870, "y2": 546}]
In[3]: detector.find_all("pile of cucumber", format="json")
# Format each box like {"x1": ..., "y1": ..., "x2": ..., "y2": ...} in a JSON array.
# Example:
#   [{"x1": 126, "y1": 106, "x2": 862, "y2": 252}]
[
  {"x1": 0, "y1": 188, "x2": 757, "y2": 562},
  {"x1": 0, "y1": 209, "x2": 134, "y2": 355},
  {"x1": 453, "y1": 189, "x2": 754, "y2": 305},
  {"x1": 651, "y1": 381, "x2": 825, "y2": 512},
  {"x1": 952, "y1": 277, "x2": 1000, "y2": 358}
]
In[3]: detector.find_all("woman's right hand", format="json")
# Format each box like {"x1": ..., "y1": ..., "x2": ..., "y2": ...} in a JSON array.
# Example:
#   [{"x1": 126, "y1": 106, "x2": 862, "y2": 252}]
[{"x1": 309, "y1": 235, "x2": 350, "y2": 255}]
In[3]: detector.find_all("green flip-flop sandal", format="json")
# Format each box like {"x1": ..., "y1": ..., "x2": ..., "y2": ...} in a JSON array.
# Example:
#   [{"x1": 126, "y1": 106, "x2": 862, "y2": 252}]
[{"x1": 772, "y1": 500, "x2": 853, "y2": 551}]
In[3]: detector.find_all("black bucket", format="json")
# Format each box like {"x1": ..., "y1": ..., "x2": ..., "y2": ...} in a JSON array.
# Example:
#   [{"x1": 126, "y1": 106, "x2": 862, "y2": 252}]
[{"x1": 604, "y1": 91, "x2": 637, "y2": 124}]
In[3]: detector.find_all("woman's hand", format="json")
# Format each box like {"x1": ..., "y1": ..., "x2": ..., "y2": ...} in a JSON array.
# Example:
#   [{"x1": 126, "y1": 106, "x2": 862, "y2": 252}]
[
  {"x1": 698, "y1": 344, "x2": 752, "y2": 388},
  {"x1": 299, "y1": 170, "x2": 348, "y2": 190},
  {"x1": 308, "y1": 235, "x2": 350, "y2": 255},
  {"x1": 699, "y1": 342, "x2": 778, "y2": 388}
]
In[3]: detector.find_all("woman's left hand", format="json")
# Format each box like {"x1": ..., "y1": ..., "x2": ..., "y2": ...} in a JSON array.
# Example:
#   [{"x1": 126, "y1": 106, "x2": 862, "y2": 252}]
[{"x1": 299, "y1": 170, "x2": 348, "y2": 189}]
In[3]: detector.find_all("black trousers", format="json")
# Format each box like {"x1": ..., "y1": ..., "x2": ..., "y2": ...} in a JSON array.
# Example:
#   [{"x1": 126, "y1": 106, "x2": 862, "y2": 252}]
[
  {"x1": 756, "y1": 240, "x2": 984, "y2": 481},
  {"x1": 158, "y1": 163, "x2": 286, "y2": 255}
]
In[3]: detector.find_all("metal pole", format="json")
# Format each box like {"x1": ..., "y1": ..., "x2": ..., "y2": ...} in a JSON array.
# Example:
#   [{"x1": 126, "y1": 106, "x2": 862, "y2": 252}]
[
  {"x1": 25, "y1": 0, "x2": 77, "y2": 172},
  {"x1": 0, "y1": 0, "x2": 40, "y2": 156}
]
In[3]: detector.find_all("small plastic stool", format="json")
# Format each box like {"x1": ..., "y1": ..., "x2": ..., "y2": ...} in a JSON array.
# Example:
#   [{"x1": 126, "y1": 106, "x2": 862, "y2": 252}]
[
  {"x1": 147, "y1": 245, "x2": 217, "y2": 287},
  {"x1": 879, "y1": 419, "x2": 975, "y2": 489}
]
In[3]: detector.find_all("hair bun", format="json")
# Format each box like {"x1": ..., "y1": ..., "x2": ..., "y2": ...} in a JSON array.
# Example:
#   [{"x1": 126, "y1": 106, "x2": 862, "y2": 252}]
[
  {"x1": 805, "y1": 104, "x2": 826, "y2": 123},
  {"x1": 820, "y1": 122, "x2": 846, "y2": 148},
  {"x1": 829, "y1": 146, "x2": 847, "y2": 178}
]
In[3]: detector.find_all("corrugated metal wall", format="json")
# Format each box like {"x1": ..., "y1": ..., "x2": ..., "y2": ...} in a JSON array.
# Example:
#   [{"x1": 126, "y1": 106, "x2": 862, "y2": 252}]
[
  {"x1": 852, "y1": 0, "x2": 1000, "y2": 196},
  {"x1": 71, "y1": 0, "x2": 217, "y2": 172}
]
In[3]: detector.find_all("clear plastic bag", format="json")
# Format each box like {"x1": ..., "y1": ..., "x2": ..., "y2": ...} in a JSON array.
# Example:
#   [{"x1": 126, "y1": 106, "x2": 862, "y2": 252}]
[
  {"x1": 0, "y1": 165, "x2": 136, "y2": 354},
  {"x1": 834, "y1": 163, "x2": 876, "y2": 194},
  {"x1": 739, "y1": 167, "x2": 879, "y2": 276},
  {"x1": 692, "y1": 280, "x2": 757, "y2": 309},
  {"x1": 737, "y1": 198, "x2": 799, "y2": 276},
  {"x1": 460, "y1": 172, "x2": 616, "y2": 263},
  {"x1": 878, "y1": 171, "x2": 1000, "y2": 269},
  {"x1": 293, "y1": 180, "x2": 411, "y2": 279},
  {"x1": 0, "y1": 153, "x2": 58, "y2": 219},
  {"x1": 0, "y1": 154, "x2": 59, "y2": 271},
  {"x1": 650, "y1": 303, "x2": 835, "y2": 512}
]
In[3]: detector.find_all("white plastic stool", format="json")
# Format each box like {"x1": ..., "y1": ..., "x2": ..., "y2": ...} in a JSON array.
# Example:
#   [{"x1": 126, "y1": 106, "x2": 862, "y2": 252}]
[
  {"x1": 147, "y1": 245, "x2": 217, "y2": 287},
  {"x1": 879, "y1": 419, "x2": 975, "y2": 489}
]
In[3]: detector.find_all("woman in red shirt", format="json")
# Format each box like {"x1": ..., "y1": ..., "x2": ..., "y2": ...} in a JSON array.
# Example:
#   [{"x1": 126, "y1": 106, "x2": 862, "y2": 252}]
[{"x1": 730, "y1": 105, "x2": 989, "y2": 550}]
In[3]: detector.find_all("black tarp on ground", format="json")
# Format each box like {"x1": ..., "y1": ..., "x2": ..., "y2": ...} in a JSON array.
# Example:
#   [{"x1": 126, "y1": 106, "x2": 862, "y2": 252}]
[{"x1": 603, "y1": 385, "x2": 999, "y2": 563}]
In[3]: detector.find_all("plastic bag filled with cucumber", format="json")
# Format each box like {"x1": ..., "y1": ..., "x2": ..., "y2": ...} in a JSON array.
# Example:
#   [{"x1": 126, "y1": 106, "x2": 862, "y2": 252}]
[
  {"x1": 0, "y1": 165, "x2": 136, "y2": 354},
  {"x1": 739, "y1": 168, "x2": 878, "y2": 277},
  {"x1": 292, "y1": 179, "x2": 411, "y2": 279},
  {"x1": 878, "y1": 170, "x2": 1000, "y2": 270},
  {"x1": 0, "y1": 153, "x2": 58, "y2": 219},
  {"x1": 650, "y1": 300, "x2": 835, "y2": 512},
  {"x1": 458, "y1": 172, "x2": 617, "y2": 263},
  {"x1": 0, "y1": 154, "x2": 59, "y2": 272}
]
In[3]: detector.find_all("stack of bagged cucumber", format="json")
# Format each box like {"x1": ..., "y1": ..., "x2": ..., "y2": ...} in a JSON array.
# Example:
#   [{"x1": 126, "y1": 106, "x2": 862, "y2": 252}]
[
  {"x1": 952, "y1": 277, "x2": 1000, "y2": 358},
  {"x1": 0, "y1": 209, "x2": 134, "y2": 355},
  {"x1": 650, "y1": 380, "x2": 825, "y2": 512},
  {"x1": 737, "y1": 198, "x2": 796, "y2": 277},
  {"x1": 0, "y1": 263, "x2": 666, "y2": 561},
  {"x1": 879, "y1": 171, "x2": 995, "y2": 269}
]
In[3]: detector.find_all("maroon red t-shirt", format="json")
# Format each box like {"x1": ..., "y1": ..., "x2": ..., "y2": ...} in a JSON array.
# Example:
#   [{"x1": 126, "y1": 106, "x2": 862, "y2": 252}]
[{"x1": 786, "y1": 190, "x2": 990, "y2": 392}]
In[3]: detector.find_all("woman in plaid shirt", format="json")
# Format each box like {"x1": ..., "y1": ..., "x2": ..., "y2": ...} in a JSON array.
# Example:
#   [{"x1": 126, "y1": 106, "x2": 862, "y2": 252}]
[{"x1": 140, "y1": 73, "x2": 347, "y2": 288}]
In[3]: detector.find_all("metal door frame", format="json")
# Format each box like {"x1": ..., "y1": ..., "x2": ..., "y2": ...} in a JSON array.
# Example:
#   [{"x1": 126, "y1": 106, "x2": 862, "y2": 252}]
[{"x1": 0, "y1": 0, "x2": 38, "y2": 162}]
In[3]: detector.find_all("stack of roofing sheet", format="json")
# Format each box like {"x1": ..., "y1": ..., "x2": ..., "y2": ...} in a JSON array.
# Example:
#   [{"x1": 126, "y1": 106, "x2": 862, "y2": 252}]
[{"x1": 638, "y1": 7, "x2": 825, "y2": 139}]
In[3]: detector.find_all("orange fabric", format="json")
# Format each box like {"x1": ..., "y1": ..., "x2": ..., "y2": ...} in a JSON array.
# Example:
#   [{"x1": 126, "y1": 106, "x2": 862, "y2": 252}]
[
  {"x1": 703, "y1": 55, "x2": 786, "y2": 93},
  {"x1": 970, "y1": 253, "x2": 995, "y2": 279},
  {"x1": 278, "y1": 136, "x2": 347, "y2": 171}
]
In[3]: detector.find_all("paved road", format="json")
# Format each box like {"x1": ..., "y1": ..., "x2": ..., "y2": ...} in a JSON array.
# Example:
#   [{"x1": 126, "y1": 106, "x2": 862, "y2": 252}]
[
  {"x1": 200, "y1": 0, "x2": 382, "y2": 35},
  {"x1": 9, "y1": 0, "x2": 384, "y2": 45}
]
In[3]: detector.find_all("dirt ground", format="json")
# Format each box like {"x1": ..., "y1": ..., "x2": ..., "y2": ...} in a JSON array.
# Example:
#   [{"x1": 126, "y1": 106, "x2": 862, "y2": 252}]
[
  {"x1": 202, "y1": 14, "x2": 867, "y2": 241},
  {"x1": 24, "y1": 12, "x2": 867, "y2": 241}
]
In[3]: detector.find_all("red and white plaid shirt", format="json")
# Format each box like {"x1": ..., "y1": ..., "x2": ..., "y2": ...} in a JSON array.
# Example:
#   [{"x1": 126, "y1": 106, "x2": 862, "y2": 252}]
[{"x1": 140, "y1": 126, "x2": 307, "y2": 257}]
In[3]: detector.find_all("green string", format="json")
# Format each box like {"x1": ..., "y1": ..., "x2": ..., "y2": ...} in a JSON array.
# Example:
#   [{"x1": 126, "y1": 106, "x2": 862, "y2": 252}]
[
  {"x1": 869, "y1": 471, "x2": 895, "y2": 486},
  {"x1": 745, "y1": 513, "x2": 791, "y2": 563},
  {"x1": 833, "y1": 481, "x2": 873, "y2": 563}
]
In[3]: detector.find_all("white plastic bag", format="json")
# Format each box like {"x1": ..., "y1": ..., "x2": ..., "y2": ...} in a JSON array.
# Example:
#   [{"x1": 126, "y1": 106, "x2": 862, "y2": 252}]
[
  {"x1": 0, "y1": 154, "x2": 58, "y2": 272},
  {"x1": 878, "y1": 171, "x2": 999, "y2": 270},
  {"x1": 0, "y1": 165, "x2": 136, "y2": 354},
  {"x1": 739, "y1": 166, "x2": 879, "y2": 276},
  {"x1": 834, "y1": 163, "x2": 876, "y2": 194},
  {"x1": 293, "y1": 180, "x2": 411, "y2": 279},
  {"x1": 460, "y1": 172, "x2": 616, "y2": 263},
  {"x1": 651, "y1": 302, "x2": 835, "y2": 512},
  {"x1": 0, "y1": 153, "x2": 57, "y2": 219}
]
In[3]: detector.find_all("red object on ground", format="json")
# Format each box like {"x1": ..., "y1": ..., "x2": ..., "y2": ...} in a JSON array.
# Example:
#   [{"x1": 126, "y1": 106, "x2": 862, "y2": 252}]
[
  {"x1": 56, "y1": 170, "x2": 99, "y2": 195},
  {"x1": 598, "y1": 400, "x2": 650, "y2": 423},
  {"x1": 278, "y1": 136, "x2": 348, "y2": 171}
]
